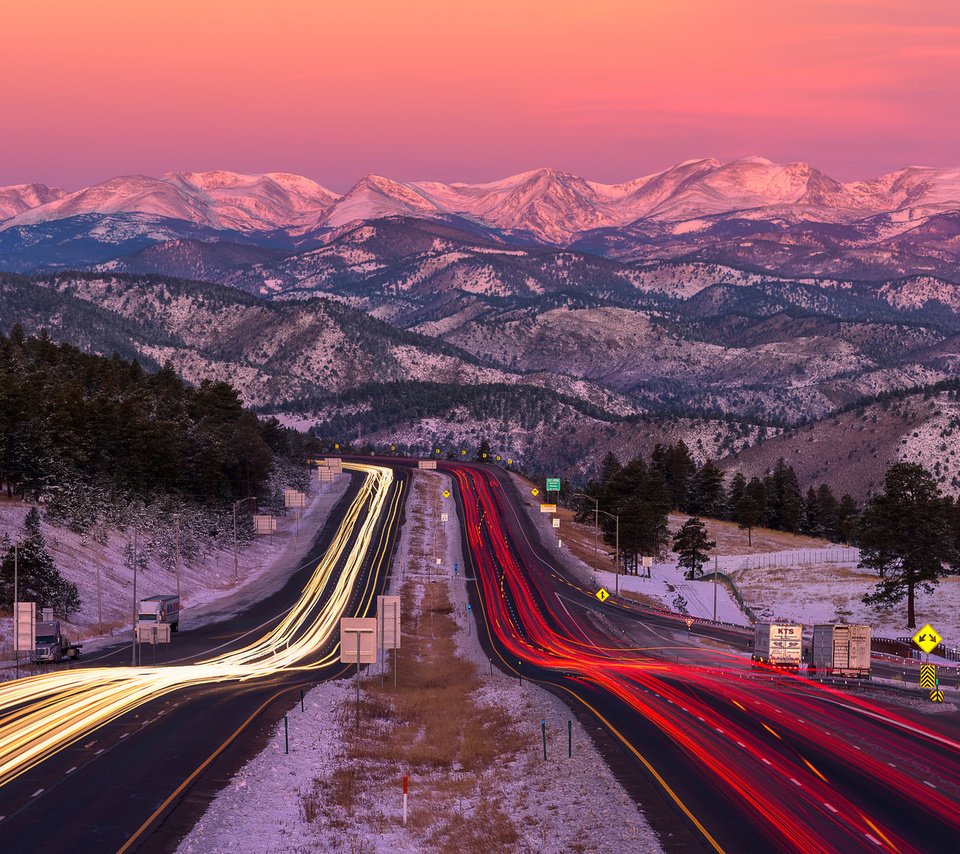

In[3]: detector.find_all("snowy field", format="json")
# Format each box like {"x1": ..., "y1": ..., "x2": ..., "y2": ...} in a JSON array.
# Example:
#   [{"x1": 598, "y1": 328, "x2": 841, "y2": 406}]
[
  {"x1": 0, "y1": 475, "x2": 349, "y2": 661},
  {"x1": 179, "y1": 470, "x2": 662, "y2": 853}
]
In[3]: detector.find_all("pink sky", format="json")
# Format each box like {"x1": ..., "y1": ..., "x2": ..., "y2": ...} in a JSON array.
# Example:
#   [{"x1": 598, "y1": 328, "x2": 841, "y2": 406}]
[{"x1": 4, "y1": 0, "x2": 960, "y2": 190}]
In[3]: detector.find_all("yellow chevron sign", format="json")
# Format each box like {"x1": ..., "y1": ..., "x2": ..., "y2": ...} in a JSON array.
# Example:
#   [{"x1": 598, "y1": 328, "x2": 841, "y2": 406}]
[
  {"x1": 920, "y1": 664, "x2": 936, "y2": 689},
  {"x1": 931, "y1": 689, "x2": 944, "y2": 703}
]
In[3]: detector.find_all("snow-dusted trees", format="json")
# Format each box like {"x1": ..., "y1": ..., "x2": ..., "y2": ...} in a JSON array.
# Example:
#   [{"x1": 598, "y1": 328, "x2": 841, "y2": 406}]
[{"x1": 0, "y1": 509, "x2": 81, "y2": 617}]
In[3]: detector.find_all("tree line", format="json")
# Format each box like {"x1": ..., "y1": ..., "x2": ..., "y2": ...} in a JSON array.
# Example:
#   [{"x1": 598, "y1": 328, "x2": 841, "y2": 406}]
[
  {"x1": 0, "y1": 326, "x2": 313, "y2": 618},
  {"x1": 575, "y1": 442, "x2": 960, "y2": 627}
]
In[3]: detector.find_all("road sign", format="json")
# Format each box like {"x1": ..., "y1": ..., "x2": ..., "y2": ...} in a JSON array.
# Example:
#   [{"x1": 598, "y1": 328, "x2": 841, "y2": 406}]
[
  {"x1": 15, "y1": 601, "x2": 35, "y2": 656},
  {"x1": 507, "y1": 458, "x2": 512, "y2": 465},
  {"x1": 334, "y1": 443, "x2": 340, "y2": 449},
  {"x1": 253, "y1": 514, "x2": 277, "y2": 534},
  {"x1": 496, "y1": 455, "x2": 501, "y2": 461},
  {"x1": 685, "y1": 617, "x2": 694, "y2": 629},
  {"x1": 931, "y1": 689, "x2": 945, "y2": 703},
  {"x1": 531, "y1": 487, "x2": 540, "y2": 497},
  {"x1": 283, "y1": 488, "x2": 306, "y2": 509},
  {"x1": 435, "y1": 448, "x2": 440, "y2": 454},
  {"x1": 440, "y1": 512, "x2": 449, "y2": 522},
  {"x1": 377, "y1": 595, "x2": 401, "y2": 650},
  {"x1": 539, "y1": 503, "x2": 557, "y2": 513},
  {"x1": 461, "y1": 449, "x2": 466, "y2": 456},
  {"x1": 596, "y1": 588, "x2": 610, "y2": 603},
  {"x1": 641, "y1": 556, "x2": 654, "y2": 568},
  {"x1": 913, "y1": 623, "x2": 943, "y2": 654},
  {"x1": 137, "y1": 623, "x2": 171, "y2": 644},
  {"x1": 546, "y1": 478, "x2": 561, "y2": 492},
  {"x1": 552, "y1": 518, "x2": 560, "y2": 529},
  {"x1": 418, "y1": 460, "x2": 437, "y2": 470},
  {"x1": 442, "y1": 489, "x2": 450, "y2": 498},
  {"x1": 340, "y1": 618, "x2": 378, "y2": 664},
  {"x1": 920, "y1": 664, "x2": 936, "y2": 689},
  {"x1": 482, "y1": 452, "x2": 488, "y2": 458}
]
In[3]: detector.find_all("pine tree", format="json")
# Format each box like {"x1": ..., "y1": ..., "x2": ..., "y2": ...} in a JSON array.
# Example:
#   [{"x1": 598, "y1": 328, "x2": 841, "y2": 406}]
[
  {"x1": 859, "y1": 463, "x2": 958, "y2": 628},
  {"x1": 0, "y1": 508, "x2": 81, "y2": 618},
  {"x1": 673, "y1": 517, "x2": 716, "y2": 579}
]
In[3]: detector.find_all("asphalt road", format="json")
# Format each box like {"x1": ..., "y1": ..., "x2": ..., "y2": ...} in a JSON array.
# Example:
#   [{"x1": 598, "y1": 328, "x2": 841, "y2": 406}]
[
  {"x1": 445, "y1": 461, "x2": 960, "y2": 854},
  {"x1": 0, "y1": 467, "x2": 407, "y2": 853}
]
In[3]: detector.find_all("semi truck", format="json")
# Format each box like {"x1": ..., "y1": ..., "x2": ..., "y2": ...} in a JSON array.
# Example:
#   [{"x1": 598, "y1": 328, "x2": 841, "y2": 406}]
[
  {"x1": 33, "y1": 621, "x2": 83, "y2": 663},
  {"x1": 809, "y1": 624, "x2": 871, "y2": 678},
  {"x1": 752, "y1": 623, "x2": 803, "y2": 670},
  {"x1": 138, "y1": 594, "x2": 181, "y2": 632}
]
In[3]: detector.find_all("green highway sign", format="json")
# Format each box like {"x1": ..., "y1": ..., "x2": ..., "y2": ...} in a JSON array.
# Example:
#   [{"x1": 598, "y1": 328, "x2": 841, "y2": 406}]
[{"x1": 546, "y1": 478, "x2": 561, "y2": 492}]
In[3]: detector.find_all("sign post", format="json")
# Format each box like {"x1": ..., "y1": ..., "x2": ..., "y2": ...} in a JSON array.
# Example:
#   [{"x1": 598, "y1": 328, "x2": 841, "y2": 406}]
[{"x1": 340, "y1": 618, "x2": 377, "y2": 728}]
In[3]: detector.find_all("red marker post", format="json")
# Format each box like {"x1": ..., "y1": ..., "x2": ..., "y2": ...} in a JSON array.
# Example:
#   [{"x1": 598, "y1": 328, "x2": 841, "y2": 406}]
[{"x1": 403, "y1": 775, "x2": 408, "y2": 826}]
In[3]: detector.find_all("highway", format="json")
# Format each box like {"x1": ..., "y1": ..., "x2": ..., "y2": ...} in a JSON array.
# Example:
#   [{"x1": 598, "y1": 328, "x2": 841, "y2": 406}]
[
  {"x1": 446, "y1": 461, "x2": 960, "y2": 854},
  {"x1": 0, "y1": 462, "x2": 406, "y2": 852}
]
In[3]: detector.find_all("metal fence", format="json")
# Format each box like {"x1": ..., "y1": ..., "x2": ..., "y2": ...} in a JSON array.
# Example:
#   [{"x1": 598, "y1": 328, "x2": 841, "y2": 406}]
[{"x1": 738, "y1": 548, "x2": 859, "y2": 571}]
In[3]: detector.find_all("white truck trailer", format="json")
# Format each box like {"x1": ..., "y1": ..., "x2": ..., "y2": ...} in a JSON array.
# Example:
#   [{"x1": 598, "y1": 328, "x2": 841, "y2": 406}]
[
  {"x1": 809, "y1": 624, "x2": 871, "y2": 678},
  {"x1": 138, "y1": 594, "x2": 181, "y2": 632},
  {"x1": 752, "y1": 623, "x2": 803, "y2": 670}
]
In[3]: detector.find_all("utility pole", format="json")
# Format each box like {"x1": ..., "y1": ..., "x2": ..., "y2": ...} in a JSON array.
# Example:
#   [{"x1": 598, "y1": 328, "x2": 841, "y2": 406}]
[
  {"x1": 13, "y1": 543, "x2": 18, "y2": 680},
  {"x1": 175, "y1": 518, "x2": 181, "y2": 597},
  {"x1": 713, "y1": 555, "x2": 718, "y2": 622},
  {"x1": 598, "y1": 509, "x2": 619, "y2": 596},
  {"x1": 233, "y1": 502, "x2": 239, "y2": 584},
  {"x1": 573, "y1": 493, "x2": 599, "y2": 576},
  {"x1": 96, "y1": 553, "x2": 103, "y2": 636},
  {"x1": 131, "y1": 527, "x2": 139, "y2": 667}
]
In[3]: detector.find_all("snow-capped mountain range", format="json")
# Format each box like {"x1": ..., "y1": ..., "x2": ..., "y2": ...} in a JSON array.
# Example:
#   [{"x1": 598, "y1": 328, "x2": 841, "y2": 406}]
[{"x1": 4, "y1": 157, "x2": 960, "y2": 244}]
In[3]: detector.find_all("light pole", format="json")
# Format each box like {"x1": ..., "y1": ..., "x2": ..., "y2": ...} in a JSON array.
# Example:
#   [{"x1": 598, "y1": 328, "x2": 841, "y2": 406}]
[
  {"x1": 573, "y1": 493, "x2": 599, "y2": 576},
  {"x1": 597, "y1": 509, "x2": 620, "y2": 596},
  {"x1": 232, "y1": 496, "x2": 257, "y2": 584},
  {"x1": 131, "y1": 526, "x2": 138, "y2": 667}
]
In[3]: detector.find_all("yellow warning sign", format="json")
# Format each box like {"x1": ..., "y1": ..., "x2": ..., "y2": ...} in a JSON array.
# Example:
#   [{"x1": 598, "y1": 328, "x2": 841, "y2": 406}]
[
  {"x1": 531, "y1": 487, "x2": 540, "y2": 497},
  {"x1": 920, "y1": 664, "x2": 936, "y2": 689},
  {"x1": 931, "y1": 689, "x2": 944, "y2": 703},
  {"x1": 913, "y1": 624, "x2": 943, "y2": 655},
  {"x1": 596, "y1": 588, "x2": 610, "y2": 603},
  {"x1": 442, "y1": 489, "x2": 450, "y2": 498},
  {"x1": 507, "y1": 458, "x2": 512, "y2": 465}
]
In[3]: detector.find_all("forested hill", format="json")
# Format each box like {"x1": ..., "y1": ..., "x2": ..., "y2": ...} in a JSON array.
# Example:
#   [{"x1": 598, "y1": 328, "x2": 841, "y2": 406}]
[{"x1": 0, "y1": 326, "x2": 308, "y2": 512}]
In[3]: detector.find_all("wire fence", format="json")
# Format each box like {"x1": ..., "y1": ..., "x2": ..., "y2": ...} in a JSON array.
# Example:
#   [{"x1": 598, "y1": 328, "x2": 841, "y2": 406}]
[{"x1": 737, "y1": 548, "x2": 859, "y2": 571}]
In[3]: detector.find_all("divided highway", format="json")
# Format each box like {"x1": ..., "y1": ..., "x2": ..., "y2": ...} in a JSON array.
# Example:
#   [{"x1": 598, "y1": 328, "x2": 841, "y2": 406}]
[
  {"x1": 0, "y1": 462, "x2": 406, "y2": 852},
  {"x1": 447, "y1": 461, "x2": 960, "y2": 854}
]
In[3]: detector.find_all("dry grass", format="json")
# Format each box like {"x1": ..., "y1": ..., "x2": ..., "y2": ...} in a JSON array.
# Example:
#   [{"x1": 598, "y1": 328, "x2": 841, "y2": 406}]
[{"x1": 299, "y1": 473, "x2": 527, "y2": 851}]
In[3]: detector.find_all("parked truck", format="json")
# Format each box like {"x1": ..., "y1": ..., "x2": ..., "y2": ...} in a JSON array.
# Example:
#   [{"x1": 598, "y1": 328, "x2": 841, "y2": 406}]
[
  {"x1": 752, "y1": 623, "x2": 803, "y2": 670},
  {"x1": 809, "y1": 624, "x2": 871, "y2": 678},
  {"x1": 33, "y1": 621, "x2": 83, "y2": 663},
  {"x1": 138, "y1": 594, "x2": 181, "y2": 632}
]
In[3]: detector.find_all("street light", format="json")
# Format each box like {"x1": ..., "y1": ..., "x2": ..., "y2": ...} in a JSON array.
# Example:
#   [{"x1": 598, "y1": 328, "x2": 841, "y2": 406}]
[
  {"x1": 232, "y1": 496, "x2": 257, "y2": 583},
  {"x1": 572, "y1": 493, "x2": 599, "y2": 575},
  {"x1": 597, "y1": 509, "x2": 620, "y2": 596}
]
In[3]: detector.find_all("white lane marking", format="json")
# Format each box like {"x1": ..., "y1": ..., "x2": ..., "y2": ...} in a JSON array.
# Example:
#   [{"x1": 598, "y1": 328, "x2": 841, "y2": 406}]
[
  {"x1": 95, "y1": 749, "x2": 105, "y2": 756},
  {"x1": 736, "y1": 741, "x2": 747, "y2": 748},
  {"x1": 120, "y1": 732, "x2": 129, "y2": 739},
  {"x1": 865, "y1": 834, "x2": 882, "y2": 846},
  {"x1": 761, "y1": 757, "x2": 773, "y2": 766},
  {"x1": 923, "y1": 780, "x2": 937, "y2": 789},
  {"x1": 84, "y1": 740, "x2": 96, "y2": 748},
  {"x1": 790, "y1": 778, "x2": 802, "y2": 787},
  {"x1": 815, "y1": 696, "x2": 960, "y2": 752},
  {"x1": 31, "y1": 789, "x2": 44, "y2": 798},
  {"x1": 715, "y1": 728, "x2": 725, "y2": 734},
  {"x1": 65, "y1": 767, "x2": 77, "y2": 775},
  {"x1": 823, "y1": 802, "x2": 838, "y2": 814},
  {"x1": 555, "y1": 592, "x2": 602, "y2": 649}
]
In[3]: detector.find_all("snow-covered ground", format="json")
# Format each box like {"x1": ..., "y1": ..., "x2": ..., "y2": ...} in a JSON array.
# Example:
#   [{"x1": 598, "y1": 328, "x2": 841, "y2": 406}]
[
  {"x1": 0, "y1": 476, "x2": 349, "y2": 660},
  {"x1": 179, "y1": 470, "x2": 662, "y2": 853}
]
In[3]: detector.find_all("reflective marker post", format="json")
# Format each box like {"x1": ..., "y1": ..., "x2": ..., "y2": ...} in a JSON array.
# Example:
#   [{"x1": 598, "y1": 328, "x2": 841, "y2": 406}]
[{"x1": 403, "y1": 775, "x2": 408, "y2": 826}]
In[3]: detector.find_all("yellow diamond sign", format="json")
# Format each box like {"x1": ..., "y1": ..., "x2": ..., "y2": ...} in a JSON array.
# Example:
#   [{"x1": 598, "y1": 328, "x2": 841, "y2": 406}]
[
  {"x1": 912, "y1": 623, "x2": 943, "y2": 655},
  {"x1": 442, "y1": 489, "x2": 450, "y2": 498},
  {"x1": 596, "y1": 588, "x2": 609, "y2": 603},
  {"x1": 531, "y1": 487, "x2": 539, "y2": 497}
]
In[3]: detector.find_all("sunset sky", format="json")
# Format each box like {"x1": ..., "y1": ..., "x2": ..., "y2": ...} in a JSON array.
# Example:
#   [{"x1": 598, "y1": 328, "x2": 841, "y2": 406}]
[{"x1": 4, "y1": 0, "x2": 960, "y2": 189}]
